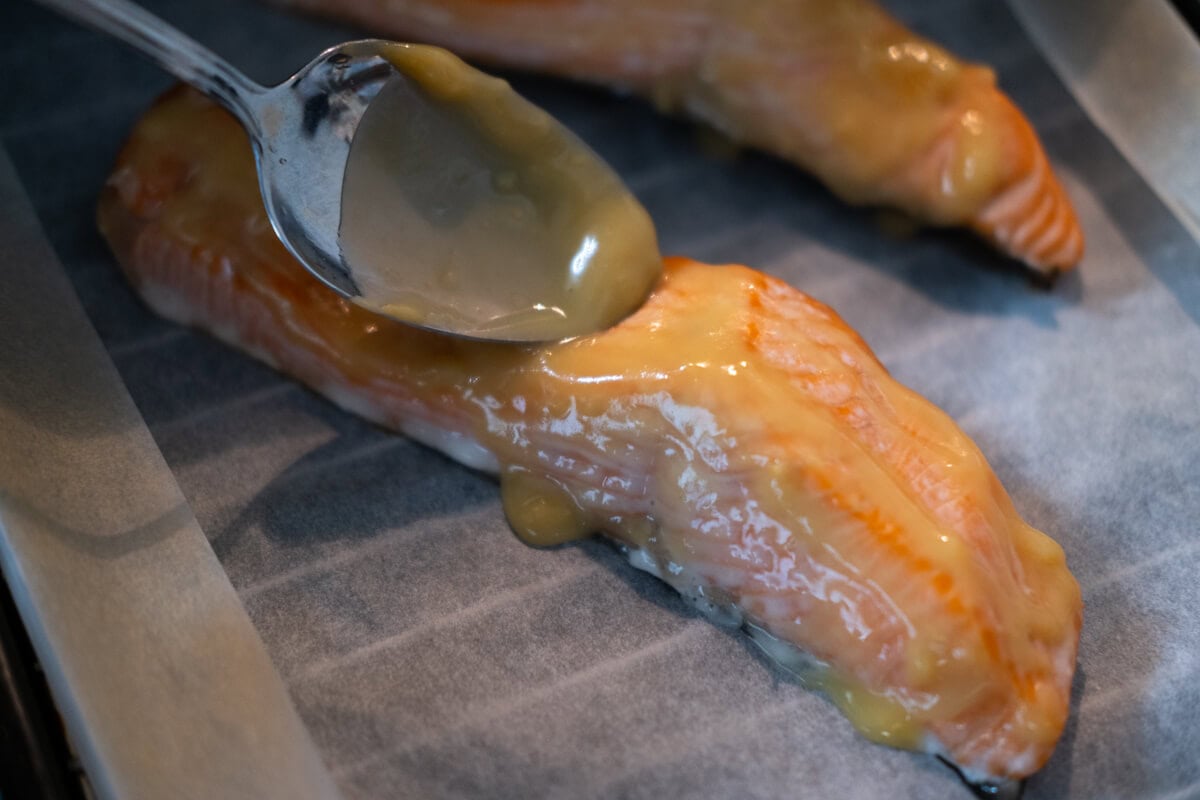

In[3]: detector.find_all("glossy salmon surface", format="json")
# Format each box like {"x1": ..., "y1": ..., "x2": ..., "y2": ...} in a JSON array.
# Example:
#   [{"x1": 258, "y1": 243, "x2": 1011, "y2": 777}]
[
  {"x1": 273, "y1": 0, "x2": 1085, "y2": 272},
  {"x1": 98, "y1": 88, "x2": 1081, "y2": 784}
]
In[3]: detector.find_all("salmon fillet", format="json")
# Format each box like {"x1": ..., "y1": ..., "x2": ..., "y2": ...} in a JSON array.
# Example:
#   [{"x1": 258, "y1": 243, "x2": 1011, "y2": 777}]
[
  {"x1": 97, "y1": 88, "x2": 1082, "y2": 787},
  {"x1": 270, "y1": 0, "x2": 1085, "y2": 273}
]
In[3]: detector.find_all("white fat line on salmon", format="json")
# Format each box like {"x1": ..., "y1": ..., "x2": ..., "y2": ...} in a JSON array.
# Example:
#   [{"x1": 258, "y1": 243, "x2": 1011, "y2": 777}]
[{"x1": 323, "y1": 381, "x2": 501, "y2": 473}]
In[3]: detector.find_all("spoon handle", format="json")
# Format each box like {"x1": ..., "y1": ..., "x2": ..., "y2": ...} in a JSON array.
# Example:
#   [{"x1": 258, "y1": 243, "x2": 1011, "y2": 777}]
[{"x1": 34, "y1": 0, "x2": 266, "y2": 134}]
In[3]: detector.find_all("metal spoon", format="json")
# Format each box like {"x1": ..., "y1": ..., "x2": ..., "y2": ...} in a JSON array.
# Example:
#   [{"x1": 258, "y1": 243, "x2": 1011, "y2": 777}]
[{"x1": 36, "y1": 0, "x2": 662, "y2": 342}]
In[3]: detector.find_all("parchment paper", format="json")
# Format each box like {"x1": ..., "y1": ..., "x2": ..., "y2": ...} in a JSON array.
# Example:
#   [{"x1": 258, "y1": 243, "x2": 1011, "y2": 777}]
[
  {"x1": 4, "y1": 0, "x2": 1199, "y2": 797},
  {"x1": 0, "y1": 149, "x2": 339, "y2": 800}
]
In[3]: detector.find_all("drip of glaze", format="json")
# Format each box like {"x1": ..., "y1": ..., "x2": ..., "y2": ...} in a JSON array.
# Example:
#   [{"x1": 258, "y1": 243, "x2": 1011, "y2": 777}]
[{"x1": 500, "y1": 469, "x2": 590, "y2": 547}]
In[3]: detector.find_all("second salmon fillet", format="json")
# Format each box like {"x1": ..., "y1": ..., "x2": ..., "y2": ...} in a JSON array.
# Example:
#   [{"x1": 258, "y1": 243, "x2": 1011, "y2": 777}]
[{"x1": 272, "y1": 0, "x2": 1085, "y2": 272}]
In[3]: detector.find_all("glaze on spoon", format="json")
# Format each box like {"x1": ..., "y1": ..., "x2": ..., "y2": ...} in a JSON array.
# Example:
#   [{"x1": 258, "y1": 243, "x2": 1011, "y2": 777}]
[{"x1": 340, "y1": 44, "x2": 662, "y2": 342}]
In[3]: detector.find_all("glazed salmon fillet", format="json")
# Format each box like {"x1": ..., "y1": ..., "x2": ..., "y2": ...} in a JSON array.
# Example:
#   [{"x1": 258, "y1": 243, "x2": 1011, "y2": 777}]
[
  {"x1": 98, "y1": 88, "x2": 1082, "y2": 787},
  {"x1": 272, "y1": 0, "x2": 1085, "y2": 273}
]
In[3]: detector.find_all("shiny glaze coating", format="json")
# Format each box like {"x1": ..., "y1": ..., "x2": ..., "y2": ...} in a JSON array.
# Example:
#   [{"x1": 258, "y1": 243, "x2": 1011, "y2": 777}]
[
  {"x1": 274, "y1": 0, "x2": 1085, "y2": 272},
  {"x1": 98, "y1": 88, "x2": 1082, "y2": 782}
]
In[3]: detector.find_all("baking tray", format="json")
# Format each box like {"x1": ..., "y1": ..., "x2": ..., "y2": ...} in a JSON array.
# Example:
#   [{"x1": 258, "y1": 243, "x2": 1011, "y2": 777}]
[{"x1": 3, "y1": 1, "x2": 1199, "y2": 798}]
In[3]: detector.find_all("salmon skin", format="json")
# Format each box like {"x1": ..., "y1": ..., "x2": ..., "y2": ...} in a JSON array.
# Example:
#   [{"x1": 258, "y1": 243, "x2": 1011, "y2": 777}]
[
  {"x1": 271, "y1": 0, "x2": 1085, "y2": 273},
  {"x1": 98, "y1": 88, "x2": 1081, "y2": 788}
]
